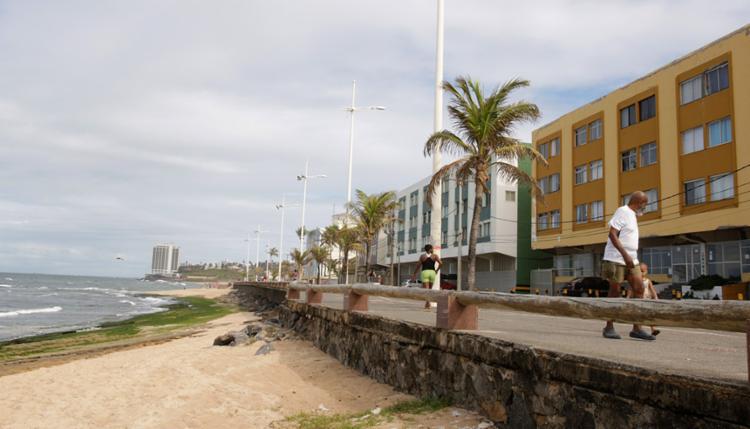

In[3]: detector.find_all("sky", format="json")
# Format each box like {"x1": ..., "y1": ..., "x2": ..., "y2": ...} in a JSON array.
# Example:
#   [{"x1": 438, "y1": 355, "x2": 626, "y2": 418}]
[{"x1": 0, "y1": 1, "x2": 748, "y2": 277}]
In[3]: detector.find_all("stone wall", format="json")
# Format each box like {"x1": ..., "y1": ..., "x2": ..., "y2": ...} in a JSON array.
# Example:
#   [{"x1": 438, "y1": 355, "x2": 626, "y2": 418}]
[
  {"x1": 231, "y1": 284, "x2": 750, "y2": 428},
  {"x1": 279, "y1": 301, "x2": 750, "y2": 429}
]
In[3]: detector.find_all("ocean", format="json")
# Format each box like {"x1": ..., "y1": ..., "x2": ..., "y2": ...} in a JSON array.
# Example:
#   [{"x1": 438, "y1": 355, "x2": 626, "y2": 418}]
[{"x1": 0, "y1": 272, "x2": 203, "y2": 342}]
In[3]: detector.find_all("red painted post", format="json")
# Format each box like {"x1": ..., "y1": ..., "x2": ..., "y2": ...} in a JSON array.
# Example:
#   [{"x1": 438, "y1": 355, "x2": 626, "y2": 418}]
[
  {"x1": 344, "y1": 291, "x2": 368, "y2": 312},
  {"x1": 436, "y1": 295, "x2": 478, "y2": 330},
  {"x1": 306, "y1": 289, "x2": 323, "y2": 304},
  {"x1": 287, "y1": 288, "x2": 300, "y2": 300}
]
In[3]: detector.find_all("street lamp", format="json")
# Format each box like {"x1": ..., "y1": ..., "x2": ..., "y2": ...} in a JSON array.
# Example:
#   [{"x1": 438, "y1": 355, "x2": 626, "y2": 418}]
[
  {"x1": 275, "y1": 195, "x2": 299, "y2": 280},
  {"x1": 254, "y1": 225, "x2": 269, "y2": 281},
  {"x1": 344, "y1": 80, "x2": 386, "y2": 209},
  {"x1": 429, "y1": 0, "x2": 445, "y2": 294},
  {"x1": 244, "y1": 234, "x2": 251, "y2": 281},
  {"x1": 297, "y1": 160, "x2": 326, "y2": 252}
]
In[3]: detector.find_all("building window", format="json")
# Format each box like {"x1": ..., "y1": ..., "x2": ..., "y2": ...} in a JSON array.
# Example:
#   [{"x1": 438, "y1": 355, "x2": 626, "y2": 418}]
[
  {"x1": 708, "y1": 117, "x2": 732, "y2": 147},
  {"x1": 621, "y1": 149, "x2": 637, "y2": 172},
  {"x1": 639, "y1": 95, "x2": 656, "y2": 121},
  {"x1": 537, "y1": 213, "x2": 548, "y2": 231},
  {"x1": 538, "y1": 142, "x2": 549, "y2": 159},
  {"x1": 441, "y1": 230, "x2": 448, "y2": 245},
  {"x1": 575, "y1": 204, "x2": 588, "y2": 224},
  {"x1": 574, "y1": 165, "x2": 587, "y2": 185},
  {"x1": 538, "y1": 176, "x2": 548, "y2": 194},
  {"x1": 681, "y1": 126, "x2": 704, "y2": 154},
  {"x1": 705, "y1": 62, "x2": 729, "y2": 96},
  {"x1": 442, "y1": 203, "x2": 448, "y2": 218},
  {"x1": 620, "y1": 104, "x2": 636, "y2": 128},
  {"x1": 549, "y1": 173, "x2": 560, "y2": 192},
  {"x1": 680, "y1": 75, "x2": 703, "y2": 105},
  {"x1": 641, "y1": 247, "x2": 672, "y2": 275},
  {"x1": 644, "y1": 188, "x2": 658, "y2": 213},
  {"x1": 505, "y1": 190, "x2": 516, "y2": 201},
  {"x1": 710, "y1": 173, "x2": 734, "y2": 201},
  {"x1": 589, "y1": 119, "x2": 602, "y2": 141},
  {"x1": 591, "y1": 201, "x2": 603, "y2": 221},
  {"x1": 550, "y1": 138, "x2": 560, "y2": 157},
  {"x1": 589, "y1": 160, "x2": 602, "y2": 181},
  {"x1": 480, "y1": 221, "x2": 490, "y2": 238},
  {"x1": 575, "y1": 126, "x2": 587, "y2": 146},
  {"x1": 621, "y1": 195, "x2": 629, "y2": 207},
  {"x1": 707, "y1": 240, "x2": 741, "y2": 281},
  {"x1": 640, "y1": 142, "x2": 657, "y2": 167},
  {"x1": 684, "y1": 179, "x2": 706, "y2": 206},
  {"x1": 550, "y1": 210, "x2": 560, "y2": 229}
]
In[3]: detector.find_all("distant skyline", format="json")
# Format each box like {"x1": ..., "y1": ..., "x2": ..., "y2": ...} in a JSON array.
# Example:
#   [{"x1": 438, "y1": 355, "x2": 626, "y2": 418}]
[{"x1": 1, "y1": 1, "x2": 748, "y2": 276}]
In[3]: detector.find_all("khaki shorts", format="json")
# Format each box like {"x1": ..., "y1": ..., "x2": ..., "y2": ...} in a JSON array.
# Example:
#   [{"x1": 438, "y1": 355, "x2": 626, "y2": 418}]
[{"x1": 601, "y1": 260, "x2": 642, "y2": 284}]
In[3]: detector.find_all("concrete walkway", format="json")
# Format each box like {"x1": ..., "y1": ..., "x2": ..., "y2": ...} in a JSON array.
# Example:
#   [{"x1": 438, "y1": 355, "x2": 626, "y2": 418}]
[{"x1": 316, "y1": 293, "x2": 748, "y2": 384}]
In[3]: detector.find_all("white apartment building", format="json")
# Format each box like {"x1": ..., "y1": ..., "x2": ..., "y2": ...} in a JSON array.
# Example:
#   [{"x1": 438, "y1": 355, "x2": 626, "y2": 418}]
[
  {"x1": 376, "y1": 166, "x2": 519, "y2": 290},
  {"x1": 151, "y1": 244, "x2": 179, "y2": 276}
]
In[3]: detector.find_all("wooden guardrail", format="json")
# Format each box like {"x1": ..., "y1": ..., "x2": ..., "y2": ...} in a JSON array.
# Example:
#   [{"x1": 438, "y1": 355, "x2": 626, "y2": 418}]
[{"x1": 287, "y1": 282, "x2": 750, "y2": 382}]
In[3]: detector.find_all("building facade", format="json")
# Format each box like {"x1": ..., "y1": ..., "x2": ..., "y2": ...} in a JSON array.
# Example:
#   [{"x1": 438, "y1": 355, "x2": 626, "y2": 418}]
[
  {"x1": 531, "y1": 25, "x2": 750, "y2": 285},
  {"x1": 151, "y1": 244, "x2": 179, "y2": 276},
  {"x1": 376, "y1": 163, "x2": 520, "y2": 290}
]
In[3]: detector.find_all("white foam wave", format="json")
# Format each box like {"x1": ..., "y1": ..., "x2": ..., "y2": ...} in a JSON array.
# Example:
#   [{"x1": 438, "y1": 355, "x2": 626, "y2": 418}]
[
  {"x1": 119, "y1": 300, "x2": 137, "y2": 306},
  {"x1": 4, "y1": 277, "x2": 12, "y2": 281},
  {"x1": 0, "y1": 306, "x2": 63, "y2": 318},
  {"x1": 0, "y1": 284, "x2": 12, "y2": 288}
]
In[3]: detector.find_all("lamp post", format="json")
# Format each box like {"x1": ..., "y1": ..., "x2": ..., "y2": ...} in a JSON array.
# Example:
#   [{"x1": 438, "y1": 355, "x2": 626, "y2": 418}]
[
  {"x1": 244, "y1": 234, "x2": 251, "y2": 281},
  {"x1": 254, "y1": 225, "x2": 269, "y2": 281},
  {"x1": 344, "y1": 81, "x2": 385, "y2": 209},
  {"x1": 429, "y1": 0, "x2": 445, "y2": 294},
  {"x1": 275, "y1": 196, "x2": 299, "y2": 280},
  {"x1": 297, "y1": 160, "x2": 327, "y2": 252}
]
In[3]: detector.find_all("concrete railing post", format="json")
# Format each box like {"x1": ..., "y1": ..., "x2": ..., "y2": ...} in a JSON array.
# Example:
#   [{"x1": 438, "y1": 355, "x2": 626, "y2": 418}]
[
  {"x1": 436, "y1": 295, "x2": 478, "y2": 330},
  {"x1": 306, "y1": 289, "x2": 323, "y2": 304},
  {"x1": 344, "y1": 291, "x2": 368, "y2": 312}
]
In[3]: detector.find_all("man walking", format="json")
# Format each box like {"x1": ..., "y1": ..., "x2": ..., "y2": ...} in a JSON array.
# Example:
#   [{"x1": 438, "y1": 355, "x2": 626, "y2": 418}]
[{"x1": 601, "y1": 191, "x2": 655, "y2": 341}]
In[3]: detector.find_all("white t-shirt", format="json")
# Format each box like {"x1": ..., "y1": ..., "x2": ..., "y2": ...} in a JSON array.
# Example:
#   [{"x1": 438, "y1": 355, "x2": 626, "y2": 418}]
[{"x1": 602, "y1": 205, "x2": 639, "y2": 265}]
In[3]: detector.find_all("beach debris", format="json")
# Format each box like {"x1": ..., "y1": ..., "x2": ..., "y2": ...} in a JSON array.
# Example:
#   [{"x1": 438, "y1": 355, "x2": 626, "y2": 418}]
[
  {"x1": 476, "y1": 422, "x2": 494, "y2": 429},
  {"x1": 371, "y1": 407, "x2": 382, "y2": 415},
  {"x1": 452, "y1": 409, "x2": 463, "y2": 417},
  {"x1": 317, "y1": 404, "x2": 329, "y2": 412},
  {"x1": 255, "y1": 342, "x2": 273, "y2": 355}
]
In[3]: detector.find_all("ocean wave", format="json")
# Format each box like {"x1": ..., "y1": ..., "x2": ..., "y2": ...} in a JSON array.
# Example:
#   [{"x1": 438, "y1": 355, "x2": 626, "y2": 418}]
[
  {"x1": 4, "y1": 277, "x2": 12, "y2": 281},
  {"x1": 119, "y1": 300, "x2": 137, "y2": 306},
  {"x1": 0, "y1": 284, "x2": 12, "y2": 288},
  {"x1": 0, "y1": 306, "x2": 63, "y2": 318}
]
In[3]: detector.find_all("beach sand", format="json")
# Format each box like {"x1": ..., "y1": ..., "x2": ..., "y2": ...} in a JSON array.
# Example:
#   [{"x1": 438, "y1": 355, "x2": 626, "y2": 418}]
[{"x1": 0, "y1": 289, "x2": 487, "y2": 428}]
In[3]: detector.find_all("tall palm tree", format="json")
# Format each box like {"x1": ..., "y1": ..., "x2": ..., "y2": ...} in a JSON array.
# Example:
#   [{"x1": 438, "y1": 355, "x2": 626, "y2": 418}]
[
  {"x1": 349, "y1": 189, "x2": 397, "y2": 280},
  {"x1": 337, "y1": 227, "x2": 361, "y2": 284},
  {"x1": 289, "y1": 248, "x2": 310, "y2": 281},
  {"x1": 267, "y1": 247, "x2": 278, "y2": 280},
  {"x1": 308, "y1": 245, "x2": 330, "y2": 284},
  {"x1": 425, "y1": 77, "x2": 545, "y2": 291}
]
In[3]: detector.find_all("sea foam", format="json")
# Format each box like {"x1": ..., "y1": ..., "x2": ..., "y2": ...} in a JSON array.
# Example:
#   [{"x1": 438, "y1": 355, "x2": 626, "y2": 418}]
[{"x1": 0, "y1": 306, "x2": 63, "y2": 318}]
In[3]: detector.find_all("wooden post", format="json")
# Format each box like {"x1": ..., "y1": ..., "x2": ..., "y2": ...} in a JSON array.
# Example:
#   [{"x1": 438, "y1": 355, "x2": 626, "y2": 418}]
[
  {"x1": 306, "y1": 289, "x2": 323, "y2": 304},
  {"x1": 344, "y1": 291, "x2": 368, "y2": 312},
  {"x1": 436, "y1": 295, "x2": 478, "y2": 330},
  {"x1": 287, "y1": 288, "x2": 300, "y2": 300}
]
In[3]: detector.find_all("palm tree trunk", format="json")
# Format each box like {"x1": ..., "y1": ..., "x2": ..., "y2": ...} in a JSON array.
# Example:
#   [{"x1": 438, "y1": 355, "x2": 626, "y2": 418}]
[
  {"x1": 467, "y1": 179, "x2": 484, "y2": 291},
  {"x1": 342, "y1": 248, "x2": 349, "y2": 284},
  {"x1": 365, "y1": 240, "x2": 371, "y2": 282}
]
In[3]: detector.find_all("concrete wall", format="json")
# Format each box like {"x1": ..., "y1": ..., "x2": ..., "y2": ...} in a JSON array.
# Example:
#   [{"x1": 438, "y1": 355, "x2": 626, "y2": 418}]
[{"x1": 234, "y1": 284, "x2": 750, "y2": 428}]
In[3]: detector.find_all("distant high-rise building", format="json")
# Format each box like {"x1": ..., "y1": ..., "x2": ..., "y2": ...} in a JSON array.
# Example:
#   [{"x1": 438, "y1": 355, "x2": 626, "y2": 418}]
[{"x1": 151, "y1": 244, "x2": 179, "y2": 276}]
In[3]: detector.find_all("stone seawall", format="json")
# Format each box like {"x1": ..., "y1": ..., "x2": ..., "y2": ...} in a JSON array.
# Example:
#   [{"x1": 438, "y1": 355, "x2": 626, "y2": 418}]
[{"x1": 234, "y1": 283, "x2": 750, "y2": 428}]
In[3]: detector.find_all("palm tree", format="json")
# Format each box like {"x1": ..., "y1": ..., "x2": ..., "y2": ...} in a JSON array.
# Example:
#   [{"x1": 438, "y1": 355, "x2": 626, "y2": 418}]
[
  {"x1": 308, "y1": 245, "x2": 331, "y2": 284},
  {"x1": 337, "y1": 227, "x2": 361, "y2": 284},
  {"x1": 424, "y1": 77, "x2": 545, "y2": 291},
  {"x1": 349, "y1": 189, "x2": 397, "y2": 280},
  {"x1": 289, "y1": 248, "x2": 311, "y2": 281},
  {"x1": 267, "y1": 247, "x2": 278, "y2": 280}
]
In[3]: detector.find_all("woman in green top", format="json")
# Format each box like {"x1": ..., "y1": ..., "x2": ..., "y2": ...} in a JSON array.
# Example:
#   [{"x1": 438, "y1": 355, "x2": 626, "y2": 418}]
[{"x1": 411, "y1": 244, "x2": 442, "y2": 309}]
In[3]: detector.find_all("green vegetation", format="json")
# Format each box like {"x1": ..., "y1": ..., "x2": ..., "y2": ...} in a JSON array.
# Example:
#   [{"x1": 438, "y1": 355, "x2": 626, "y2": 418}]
[
  {"x1": 179, "y1": 268, "x2": 246, "y2": 281},
  {"x1": 284, "y1": 398, "x2": 450, "y2": 429},
  {"x1": 0, "y1": 296, "x2": 234, "y2": 362}
]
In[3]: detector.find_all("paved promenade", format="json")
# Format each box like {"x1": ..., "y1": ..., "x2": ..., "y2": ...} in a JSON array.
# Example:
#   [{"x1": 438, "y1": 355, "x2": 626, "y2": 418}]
[{"x1": 316, "y1": 293, "x2": 748, "y2": 384}]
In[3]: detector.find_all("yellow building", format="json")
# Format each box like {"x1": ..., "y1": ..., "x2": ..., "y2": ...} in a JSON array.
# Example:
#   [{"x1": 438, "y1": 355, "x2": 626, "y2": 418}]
[{"x1": 531, "y1": 25, "x2": 750, "y2": 285}]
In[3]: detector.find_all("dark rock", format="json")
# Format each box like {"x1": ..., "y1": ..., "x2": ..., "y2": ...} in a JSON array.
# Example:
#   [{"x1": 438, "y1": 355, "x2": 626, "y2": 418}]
[{"x1": 213, "y1": 334, "x2": 234, "y2": 346}]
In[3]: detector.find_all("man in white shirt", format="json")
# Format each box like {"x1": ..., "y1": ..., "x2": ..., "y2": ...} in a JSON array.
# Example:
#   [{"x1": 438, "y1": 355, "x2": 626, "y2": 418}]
[{"x1": 601, "y1": 191, "x2": 655, "y2": 341}]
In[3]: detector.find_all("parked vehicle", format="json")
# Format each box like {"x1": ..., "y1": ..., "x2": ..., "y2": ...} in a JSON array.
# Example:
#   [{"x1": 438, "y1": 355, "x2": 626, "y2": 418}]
[
  {"x1": 560, "y1": 277, "x2": 611, "y2": 297},
  {"x1": 441, "y1": 273, "x2": 457, "y2": 290}
]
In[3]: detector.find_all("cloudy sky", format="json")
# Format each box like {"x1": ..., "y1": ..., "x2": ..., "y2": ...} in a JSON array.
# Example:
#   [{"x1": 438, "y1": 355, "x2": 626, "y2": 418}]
[{"x1": 0, "y1": 1, "x2": 747, "y2": 277}]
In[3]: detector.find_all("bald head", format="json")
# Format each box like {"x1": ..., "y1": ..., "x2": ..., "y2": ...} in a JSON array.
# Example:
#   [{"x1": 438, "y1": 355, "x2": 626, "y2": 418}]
[{"x1": 628, "y1": 191, "x2": 648, "y2": 214}]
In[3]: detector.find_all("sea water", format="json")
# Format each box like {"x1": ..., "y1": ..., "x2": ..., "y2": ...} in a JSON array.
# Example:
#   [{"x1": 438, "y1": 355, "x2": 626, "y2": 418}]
[{"x1": 0, "y1": 272, "x2": 202, "y2": 342}]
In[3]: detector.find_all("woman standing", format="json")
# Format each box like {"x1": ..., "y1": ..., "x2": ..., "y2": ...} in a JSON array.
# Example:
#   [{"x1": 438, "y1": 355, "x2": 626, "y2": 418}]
[{"x1": 411, "y1": 244, "x2": 442, "y2": 309}]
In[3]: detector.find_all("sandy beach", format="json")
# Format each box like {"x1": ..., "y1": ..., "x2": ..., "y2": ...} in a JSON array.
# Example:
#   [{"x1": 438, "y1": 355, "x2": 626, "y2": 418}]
[{"x1": 0, "y1": 289, "x2": 487, "y2": 428}]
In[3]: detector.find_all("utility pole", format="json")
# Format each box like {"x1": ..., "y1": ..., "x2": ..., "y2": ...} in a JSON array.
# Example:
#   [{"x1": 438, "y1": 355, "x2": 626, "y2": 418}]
[
  {"x1": 254, "y1": 225, "x2": 268, "y2": 281},
  {"x1": 244, "y1": 234, "x2": 251, "y2": 281},
  {"x1": 429, "y1": 0, "x2": 445, "y2": 293}
]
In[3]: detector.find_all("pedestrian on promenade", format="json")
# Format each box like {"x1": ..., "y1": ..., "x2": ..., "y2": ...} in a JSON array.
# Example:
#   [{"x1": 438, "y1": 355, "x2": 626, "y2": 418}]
[
  {"x1": 411, "y1": 244, "x2": 442, "y2": 310},
  {"x1": 601, "y1": 191, "x2": 655, "y2": 341},
  {"x1": 640, "y1": 263, "x2": 660, "y2": 336}
]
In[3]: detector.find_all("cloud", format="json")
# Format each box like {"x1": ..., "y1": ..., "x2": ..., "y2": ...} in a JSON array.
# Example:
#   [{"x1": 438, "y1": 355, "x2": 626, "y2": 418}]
[{"x1": 0, "y1": 0, "x2": 747, "y2": 275}]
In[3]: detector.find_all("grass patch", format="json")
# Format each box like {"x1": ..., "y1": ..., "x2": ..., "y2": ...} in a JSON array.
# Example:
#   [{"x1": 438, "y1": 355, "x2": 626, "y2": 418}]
[
  {"x1": 284, "y1": 397, "x2": 451, "y2": 429},
  {"x1": 0, "y1": 296, "x2": 234, "y2": 362}
]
